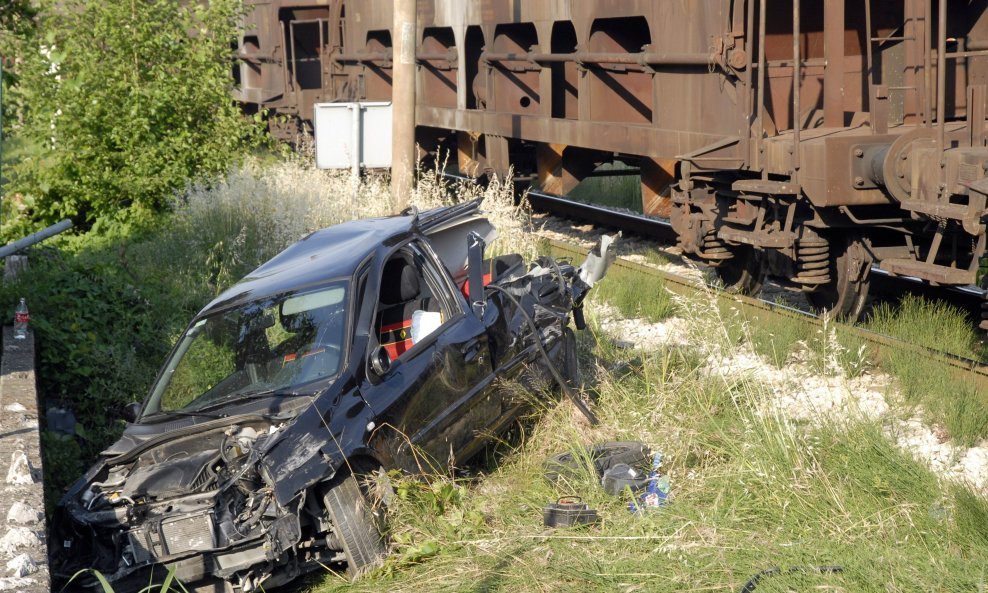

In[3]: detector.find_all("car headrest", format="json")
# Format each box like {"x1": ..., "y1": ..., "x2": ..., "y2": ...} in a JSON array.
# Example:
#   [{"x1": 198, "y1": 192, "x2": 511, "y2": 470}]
[{"x1": 381, "y1": 259, "x2": 421, "y2": 305}]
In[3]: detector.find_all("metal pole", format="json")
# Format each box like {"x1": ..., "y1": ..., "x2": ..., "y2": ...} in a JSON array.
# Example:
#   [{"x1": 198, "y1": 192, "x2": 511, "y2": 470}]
[
  {"x1": 757, "y1": 0, "x2": 767, "y2": 176},
  {"x1": 865, "y1": 0, "x2": 874, "y2": 95},
  {"x1": 289, "y1": 21, "x2": 300, "y2": 116},
  {"x1": 0, "y1": 219, "x2": 74, "y2": 259},
  {"x1": 481, "y1": 51, "x2": 716, "y2": 67},
  {"x1": 924, "y1": 0, "x2": 932, "y2": 126},
  {"x1": 351, "y1": 103, "x2": 361, "y2": 177},
  {"x1": 936, "y1": 0, "x2": 946, "y2": 158},
  {"x1": 279, "y1": 21, "x2": 291, "y2": 109},
  {"x1": 824, "y1": 0, "x2": 845, "y2": 127},
  {"x1": 792, "y1": 0, "x2": 801, "y2": 181},
  {"x1": 318, "y1": 18, "x2": 326, "y2": 92},
  {"x1": 743, "y1": 0, "x2": 755, "y2": 167},
  {"x1": 391, "y1": 0, "x2": 417, "y2": 210}
]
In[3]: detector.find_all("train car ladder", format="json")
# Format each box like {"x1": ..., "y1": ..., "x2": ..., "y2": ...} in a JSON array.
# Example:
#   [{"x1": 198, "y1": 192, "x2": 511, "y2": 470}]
[{"x1": 863, "y1": 0, "x2": 928, "y2": 132}]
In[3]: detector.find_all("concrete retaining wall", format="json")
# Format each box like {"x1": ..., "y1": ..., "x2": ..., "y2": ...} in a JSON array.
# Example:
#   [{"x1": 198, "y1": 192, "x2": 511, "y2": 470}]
[{"x1": 0, "y1": 327, "x2": 49, "y2": 592}]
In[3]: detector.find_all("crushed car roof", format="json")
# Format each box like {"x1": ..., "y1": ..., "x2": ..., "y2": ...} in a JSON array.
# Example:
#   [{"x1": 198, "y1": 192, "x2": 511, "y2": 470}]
[{"x1": 200, "y1": 214, "x2": 415, "y2": 316}]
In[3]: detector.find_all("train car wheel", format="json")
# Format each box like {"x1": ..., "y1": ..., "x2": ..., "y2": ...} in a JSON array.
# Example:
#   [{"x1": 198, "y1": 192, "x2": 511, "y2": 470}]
[
  {"x1": 714, "y1": 245, "x2": 765, "y2": 295},
  {"x1": 807, "y1": 236, "x2": 873, "y2": 320}
]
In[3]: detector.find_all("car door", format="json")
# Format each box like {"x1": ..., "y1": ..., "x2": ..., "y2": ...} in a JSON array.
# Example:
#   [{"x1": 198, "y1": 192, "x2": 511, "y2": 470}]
[{"x1": 361, "y1": 239, "x2": 497, "y2": 471}]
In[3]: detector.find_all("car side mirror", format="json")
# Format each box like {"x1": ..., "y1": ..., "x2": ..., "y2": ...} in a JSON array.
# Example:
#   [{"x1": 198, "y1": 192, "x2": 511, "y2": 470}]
[
  {"x1": 368, "y1": 345, "x2": 392, "y2": 380},
  {"x1": 122, "y1": 402, "x2": 142, "y2": 423}
]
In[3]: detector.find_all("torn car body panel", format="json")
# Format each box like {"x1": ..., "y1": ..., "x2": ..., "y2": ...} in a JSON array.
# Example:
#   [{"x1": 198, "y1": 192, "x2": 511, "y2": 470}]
[{"x1": 52, "y1": 201, "x2": 612, "y2": 592}]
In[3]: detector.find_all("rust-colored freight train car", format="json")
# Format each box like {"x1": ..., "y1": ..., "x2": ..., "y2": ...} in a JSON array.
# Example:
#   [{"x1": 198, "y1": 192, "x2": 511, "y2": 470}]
[{"x1": 235, "y1": 1, "x2": 988, "y2": 323}]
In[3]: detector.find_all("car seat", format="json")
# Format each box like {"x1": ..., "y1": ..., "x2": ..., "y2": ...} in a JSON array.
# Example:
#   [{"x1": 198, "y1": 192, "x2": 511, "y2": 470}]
[{"x1": 377, "y1": 257, "x2": 436, "y2": 360}]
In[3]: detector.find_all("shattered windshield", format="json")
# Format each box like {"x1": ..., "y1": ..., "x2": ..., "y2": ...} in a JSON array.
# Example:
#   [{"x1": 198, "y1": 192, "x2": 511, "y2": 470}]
[{"x1": 144, "y1": 282, "x2": 349, "y2": 416}]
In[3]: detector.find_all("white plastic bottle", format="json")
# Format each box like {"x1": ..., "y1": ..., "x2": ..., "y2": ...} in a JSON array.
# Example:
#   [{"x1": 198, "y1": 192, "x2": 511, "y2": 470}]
[{"x1": 14, "y1": 298, "x2": 29, "y2": 339}]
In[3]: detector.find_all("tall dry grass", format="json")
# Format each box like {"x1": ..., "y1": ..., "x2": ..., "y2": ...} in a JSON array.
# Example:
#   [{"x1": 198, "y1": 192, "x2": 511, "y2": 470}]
[{"x1": 162, "y1": 156, "x2": 533, "y2": 295}]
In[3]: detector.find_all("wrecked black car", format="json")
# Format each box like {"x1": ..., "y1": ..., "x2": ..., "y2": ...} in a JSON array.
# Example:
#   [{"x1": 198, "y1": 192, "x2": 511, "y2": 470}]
[{"x1": 51, "y1": 200, "x2": 613, "y2": 592}]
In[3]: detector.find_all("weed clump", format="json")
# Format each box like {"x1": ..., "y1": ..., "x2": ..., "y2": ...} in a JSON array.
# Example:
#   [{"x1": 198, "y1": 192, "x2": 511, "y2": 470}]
[{"x1": 867, "y1": 295, "x2": 988, "y2": 445}]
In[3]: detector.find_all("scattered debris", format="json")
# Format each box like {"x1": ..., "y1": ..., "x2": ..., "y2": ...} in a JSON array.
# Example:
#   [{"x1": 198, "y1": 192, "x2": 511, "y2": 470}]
[
  {"x1": 543, "y1": 498, "x2": 599, "y2": 528},
  {"x1": 600, "y1": 464, "x2": 649, "y2": 496},
  {"x1": 628, "y1": 453, "x2": 670, "y2": 512},
  {"x1": 544, "y1": 441, "x2": 651, "y2": 484}
]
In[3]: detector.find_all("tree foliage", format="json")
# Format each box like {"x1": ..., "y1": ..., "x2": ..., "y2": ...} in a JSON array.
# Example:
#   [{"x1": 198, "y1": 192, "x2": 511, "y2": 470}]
[
  {"x1": 5, "y1": 0, "x2": 264, "y2": 234},
  {"x1": 0, "y1": 1, "x2": 36, "y2": 39}
]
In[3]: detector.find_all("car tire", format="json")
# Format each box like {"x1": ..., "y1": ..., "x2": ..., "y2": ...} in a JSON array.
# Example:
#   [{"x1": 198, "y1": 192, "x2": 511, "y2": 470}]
[
  {"x1": 323, "y1": 468, "x2": 387, "y2": 578},
  {"x1": 544, "y1": 441, "x2": 651, "y2": 484}
]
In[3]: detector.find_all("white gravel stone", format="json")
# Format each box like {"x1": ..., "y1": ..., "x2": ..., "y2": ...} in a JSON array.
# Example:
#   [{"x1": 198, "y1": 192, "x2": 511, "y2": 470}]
[
  {"x1": 4, "y1": 451, "x2": 34, "y2": 486},
  {"x1": 952, "y1": 446, "x2": 988, "y2": 490},
  {"x1": 599, "y1": 301, "x2": 988, "y2": 492},
  {"x1": 2, "y1": 404, "x2": 25, "y2": 413},
  {"x1": 6, "y1": 502, "x2": 41, "y2": 526},
  {"x1": 0, "y1": 576, "x2": 36, "y2": 590},
  {"x1": 5, "y1": 553, "x2": 37, "y2": 577},
  {"x1": 0, "y1": 527, "x2": 40, "y2": 555}
]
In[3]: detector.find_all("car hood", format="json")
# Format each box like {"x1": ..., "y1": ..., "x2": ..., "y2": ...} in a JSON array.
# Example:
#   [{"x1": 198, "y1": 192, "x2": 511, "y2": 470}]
[{"x1": 103, "y1": 388, "x2": 319, "y2": 459}]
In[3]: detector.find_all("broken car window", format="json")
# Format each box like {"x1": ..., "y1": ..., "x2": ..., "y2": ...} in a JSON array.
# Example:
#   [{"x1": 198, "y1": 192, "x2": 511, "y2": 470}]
[
  {"x1": 376, "y1": 244, "x2": 456, "y2": 361},
  {"x1": 145, "y1": 283, "x2": 349, "y2": 416}
]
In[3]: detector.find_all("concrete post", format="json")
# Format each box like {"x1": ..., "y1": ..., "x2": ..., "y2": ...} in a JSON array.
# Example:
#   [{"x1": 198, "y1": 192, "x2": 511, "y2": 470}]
[
  {"x1": 3, "y1": 255, "x2": 27, "y2": 284},
  {"x1": 391, "y1": 0, "x2": 417, "y2": 210}
]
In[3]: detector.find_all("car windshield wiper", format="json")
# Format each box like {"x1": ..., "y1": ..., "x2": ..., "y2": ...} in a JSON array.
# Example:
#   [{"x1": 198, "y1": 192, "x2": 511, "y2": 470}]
[
  {"x1": 192, "y1": 387, "x2": 315, "y2": 413},
  {"x1": 142, "y1": 409, "x2": 228, "y2": 422}
]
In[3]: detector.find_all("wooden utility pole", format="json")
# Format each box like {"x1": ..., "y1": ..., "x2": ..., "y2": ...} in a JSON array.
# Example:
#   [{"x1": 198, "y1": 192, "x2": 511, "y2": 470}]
[{"x1": 391, "y1": 0, "x2": 416, "y2": 210}]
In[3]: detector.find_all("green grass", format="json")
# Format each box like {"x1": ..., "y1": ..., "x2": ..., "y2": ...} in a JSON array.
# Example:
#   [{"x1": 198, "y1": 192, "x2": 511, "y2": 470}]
[
  {"x1": 588, "y1": 262, "x2": 676, "y2": 322},
  {"x1": 638, "y1": 246, "x2": 668, "y2": 268},
  {"x1": 568, "y1": 164, "x2": 642, "y2": 213},
  {"x1": 867, "y1": 294, "x2": 985, "y2": 360},
  {"x1": 299, "y1": 303, "x2": 988, "y2": 593},
  {"x1": 866, "y1": 295, "x2": 988, "y2": 445},
  {"x1": 737, "y1": 307, "x2": 815, "y2": 368}
]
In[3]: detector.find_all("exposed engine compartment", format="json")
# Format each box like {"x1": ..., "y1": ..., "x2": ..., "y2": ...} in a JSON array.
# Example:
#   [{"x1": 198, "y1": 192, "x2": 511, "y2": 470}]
[{"x1": 57, "y1": 422, "x2": 341, "y2": 591}]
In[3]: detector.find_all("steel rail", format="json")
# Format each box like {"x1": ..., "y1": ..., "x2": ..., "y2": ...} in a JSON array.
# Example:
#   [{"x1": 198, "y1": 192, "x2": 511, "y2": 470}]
[
  {"x1": 547, "y1": 239, "x2": 988, "y2": 394},
  {"x1": 527, "y1": 190, "x2": 678, "y2": 242}
]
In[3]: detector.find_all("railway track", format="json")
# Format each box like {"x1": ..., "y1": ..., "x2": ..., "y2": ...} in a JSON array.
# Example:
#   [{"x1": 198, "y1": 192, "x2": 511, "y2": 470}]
[{"x1": 547, "y1": 238, "x2": 988, "y2": 394}]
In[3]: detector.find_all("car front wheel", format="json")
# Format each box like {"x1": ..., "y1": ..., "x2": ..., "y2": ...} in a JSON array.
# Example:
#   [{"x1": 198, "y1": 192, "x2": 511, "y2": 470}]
[{"x1": 323, "y1": 468, "x2": 388, "y2": 577}]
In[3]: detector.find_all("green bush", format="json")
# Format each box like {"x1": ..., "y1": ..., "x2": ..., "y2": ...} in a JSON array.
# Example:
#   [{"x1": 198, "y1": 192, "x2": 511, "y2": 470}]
[
  {"x1": 2, "y1": 242, "x2": 201, "y2": 503},
  {"x1": 3, "y1": 0, "x2": 264, "y2": 234}
]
